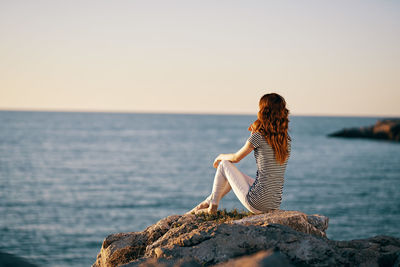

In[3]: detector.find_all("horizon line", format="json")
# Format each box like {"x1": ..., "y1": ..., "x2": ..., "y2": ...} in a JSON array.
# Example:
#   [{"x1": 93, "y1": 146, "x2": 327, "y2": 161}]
[{"x1": 0, "y1": 107, "x2": 398, "y2": 118}]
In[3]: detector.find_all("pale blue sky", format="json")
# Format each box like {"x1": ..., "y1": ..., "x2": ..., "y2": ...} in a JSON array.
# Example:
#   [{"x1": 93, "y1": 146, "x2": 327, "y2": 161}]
[{"x1": 1, "y1": 0, "x2": 399, "y2": 116}]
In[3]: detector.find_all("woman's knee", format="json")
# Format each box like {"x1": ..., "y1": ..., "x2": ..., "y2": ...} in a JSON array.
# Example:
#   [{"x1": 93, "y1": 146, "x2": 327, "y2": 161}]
[{"x1": 220, "y1": 160, "x2": 232, "y2": 167}]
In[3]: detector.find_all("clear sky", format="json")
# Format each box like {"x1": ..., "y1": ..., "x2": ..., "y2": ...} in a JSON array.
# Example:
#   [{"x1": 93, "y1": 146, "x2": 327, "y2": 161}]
[{"x1": 1, "y1": 0, "x2": 399, "y2": 116}]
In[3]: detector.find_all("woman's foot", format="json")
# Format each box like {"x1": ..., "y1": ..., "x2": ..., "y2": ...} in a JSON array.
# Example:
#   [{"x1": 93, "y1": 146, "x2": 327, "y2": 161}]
[
  {"x1": 194, "y1": 207, "x2": 209, "y2": 215},
  {"x1": 208, "y1": 204, "x2": 218, "y2": 215},
  {"x1": 187, "y1": 201, "x2": 210, "y2": 214},
  {"x1": 195, "y1": 204, "x2": 218, "y2": 215}
]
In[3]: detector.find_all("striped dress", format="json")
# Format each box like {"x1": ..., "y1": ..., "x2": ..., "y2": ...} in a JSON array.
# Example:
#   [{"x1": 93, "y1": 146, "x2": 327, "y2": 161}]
[{"x1": 246, "y1": 131, "x2": 290, "y2": 211}]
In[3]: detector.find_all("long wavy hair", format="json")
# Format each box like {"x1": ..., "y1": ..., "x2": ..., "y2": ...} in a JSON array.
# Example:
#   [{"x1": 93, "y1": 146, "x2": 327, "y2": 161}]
[{"x1": 248, "y1": 93, "x2": 290, "y2": 164}]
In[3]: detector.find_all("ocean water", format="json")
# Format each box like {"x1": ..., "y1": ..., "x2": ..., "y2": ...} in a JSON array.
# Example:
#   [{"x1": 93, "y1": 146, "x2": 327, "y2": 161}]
[{"x1": 0, "y1": 111, "x2": 399, "y2": 266}]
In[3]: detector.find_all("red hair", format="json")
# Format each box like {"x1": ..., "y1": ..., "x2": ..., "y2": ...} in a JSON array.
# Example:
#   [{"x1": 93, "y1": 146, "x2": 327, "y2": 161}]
[{"x1": 248, "y1": 93, "x2": 290, "y2": 164}]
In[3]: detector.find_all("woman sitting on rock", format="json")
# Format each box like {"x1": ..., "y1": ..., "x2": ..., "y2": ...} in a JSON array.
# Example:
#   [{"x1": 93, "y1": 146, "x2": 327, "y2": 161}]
[{"x1": 189, "y1": 93, "x2": 291, "y2": 214}]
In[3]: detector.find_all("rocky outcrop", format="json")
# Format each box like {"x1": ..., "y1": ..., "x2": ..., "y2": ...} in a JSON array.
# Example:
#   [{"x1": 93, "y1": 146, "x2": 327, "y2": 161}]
[
  {"x1": 328, "y1": 118, "x2": 400, "y2": 142},
  {"x1": 92, "y1": 210, "x2": 400, "y2": 267},
  {"x1": 0, "y1": 251, "x2": 38, "y2": 267}
]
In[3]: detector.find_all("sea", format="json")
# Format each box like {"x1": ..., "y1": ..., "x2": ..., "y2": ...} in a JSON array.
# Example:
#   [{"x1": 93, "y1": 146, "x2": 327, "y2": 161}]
[{"x1": 0, "y1": 111, "x2": 399, "y2": 266}]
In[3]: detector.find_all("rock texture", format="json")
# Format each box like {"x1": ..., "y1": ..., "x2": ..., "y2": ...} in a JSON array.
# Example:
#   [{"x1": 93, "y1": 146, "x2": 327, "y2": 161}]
[
  {"x1": 329, "y1": 118, "x2": 400, "y2": 142},
  {"x1": 92, "y1": 210, "x2": 400, "y2": 267},
  {"x1": 214, "y1": 249, "x2": 295, "y2": 267}
]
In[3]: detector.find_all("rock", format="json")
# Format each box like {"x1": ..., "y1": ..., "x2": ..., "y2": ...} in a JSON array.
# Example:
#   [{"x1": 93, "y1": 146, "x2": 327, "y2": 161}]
[
  {"x1": 332, "y1": 235, "x2": 400, "y2": 266},
  {"x1": 232, "y1": 210, "x2": 328, "y2": 237},
  {"x1": 0, "y1": 251, "x2": 38, "y2": 267},
  {"x1": 123, "y1": 249, "x2": 295, "y2": 267},
  {"x1": 121, "y1": 257, "x2": 202, "y2": 267},
  {"x1": 92, "y1": 210, "x2": 400, "y2": 267},
  {"x1": 328, "y1": 118, "x2": 400, "y2": 142},
  {"x1": 214, "y1": 249, "x2": 295, "y2": 267},
  {"x1": 93, "y1": 215, "x2": 181, "y2": 267}
]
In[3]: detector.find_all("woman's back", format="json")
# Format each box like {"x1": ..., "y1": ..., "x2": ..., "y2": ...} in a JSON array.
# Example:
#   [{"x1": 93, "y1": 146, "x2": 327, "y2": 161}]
[{"x1": 246, "y1": 131, "x2": 290, "y2": 211}]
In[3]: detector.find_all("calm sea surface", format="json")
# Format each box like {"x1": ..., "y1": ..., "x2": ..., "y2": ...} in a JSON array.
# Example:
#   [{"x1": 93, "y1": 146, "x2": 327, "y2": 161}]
[{"x1": 0, "y1": 111, "x2": 399, "y2": 266}]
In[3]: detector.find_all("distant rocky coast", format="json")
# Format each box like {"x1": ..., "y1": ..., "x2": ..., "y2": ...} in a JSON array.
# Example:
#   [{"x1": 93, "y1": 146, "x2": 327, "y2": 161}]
[
  {"x1": 0, "y1": 251, "x2": 38, "y2": 267},
  {"x1": 328, "y1": 118, "x2": 400, "y2": 142},
  {"x1": 92, "y1": 210, "x2": 400, "y2": 266}
]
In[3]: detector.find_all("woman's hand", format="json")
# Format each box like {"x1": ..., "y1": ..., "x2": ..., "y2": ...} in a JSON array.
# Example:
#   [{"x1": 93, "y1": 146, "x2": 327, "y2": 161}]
[
  {"x1": 212, "y1": 141, "x2": 254, "y2": 169},
  {"x1": 213, "y1": 154, "x2": 223, "y2": 168}
]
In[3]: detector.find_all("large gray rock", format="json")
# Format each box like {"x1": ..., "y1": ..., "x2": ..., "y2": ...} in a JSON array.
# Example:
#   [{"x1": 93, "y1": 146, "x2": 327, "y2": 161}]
[
  {"x1": 92, "y1": 210, "x2": 400, "y2": 267},
  {"x1": 329, "y1": 118, "x2": 400, "y2": 142},
  {"x1": 232, "y1": 210, "x2": 328, "y2": 237},
  {"x1": 214, "y1": 249, "x2": 295, "y2": 267}
]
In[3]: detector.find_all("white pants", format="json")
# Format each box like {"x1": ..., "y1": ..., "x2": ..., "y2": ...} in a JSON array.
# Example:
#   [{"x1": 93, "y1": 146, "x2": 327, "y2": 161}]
[{"x1": 205, "y1": 160, "x2": 262, "y2": 214}]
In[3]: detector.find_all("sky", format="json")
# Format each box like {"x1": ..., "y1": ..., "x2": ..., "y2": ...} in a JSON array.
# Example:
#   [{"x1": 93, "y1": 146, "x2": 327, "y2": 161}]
[{"x1": 0, "y1": 0, "x2": 399, "y2": 116}]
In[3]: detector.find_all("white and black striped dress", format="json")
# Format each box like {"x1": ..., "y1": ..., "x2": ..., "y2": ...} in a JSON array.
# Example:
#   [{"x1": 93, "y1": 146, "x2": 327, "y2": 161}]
[{"x1": 246, "y1": 132, "x2": 290, "y2": 211}]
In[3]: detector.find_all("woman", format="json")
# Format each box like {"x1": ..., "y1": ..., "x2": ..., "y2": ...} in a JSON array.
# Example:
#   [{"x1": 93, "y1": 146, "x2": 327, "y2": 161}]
[{"x1": 189, "y1": 93, "x2": 291, "y2": 214}]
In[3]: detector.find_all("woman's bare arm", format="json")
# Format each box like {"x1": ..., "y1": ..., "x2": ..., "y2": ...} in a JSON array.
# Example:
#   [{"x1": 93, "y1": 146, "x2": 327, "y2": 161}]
[{"x1": 213, "y1": 141, "x2": 254, "y2": 168}]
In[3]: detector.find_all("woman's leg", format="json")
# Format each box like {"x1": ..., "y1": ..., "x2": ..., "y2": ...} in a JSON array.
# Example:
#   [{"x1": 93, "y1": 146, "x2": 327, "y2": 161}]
[
  {"x1": 208, "y1": 160, "x2": 261, "y2": 213},
  {"x1": 187, "y1": 181, "x2": 231, "y2": 214}
]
